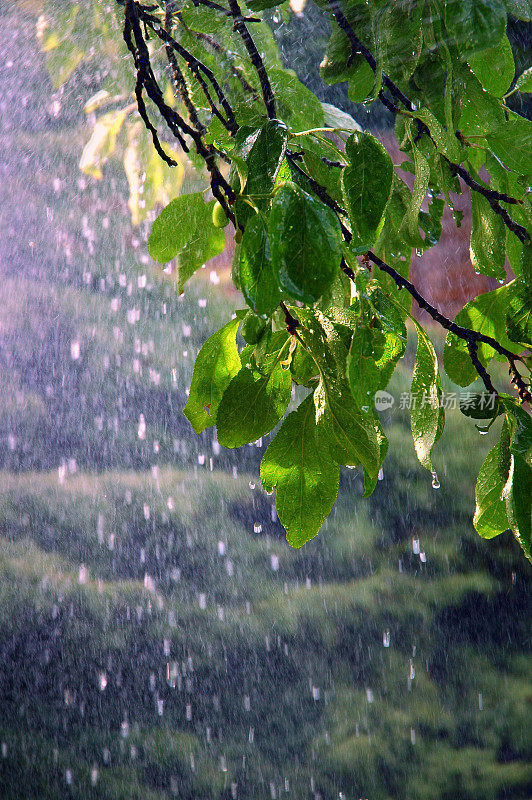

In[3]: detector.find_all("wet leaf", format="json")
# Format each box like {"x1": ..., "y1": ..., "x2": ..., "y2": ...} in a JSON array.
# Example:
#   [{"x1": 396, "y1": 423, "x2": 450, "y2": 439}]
[
  {"x1": 148, "y1": 193, "x2": 225, "y2": 291},
  {"x1": 470, "y1": 193, "x2": 506, "y2": 281},
  {"x1": 444, "y1": 0, "x2": 507, "y2": 55},
  {"x1": 315, "y1": 378, "x2": 380, "y2": 481},
  {"x1": 216, "y1": 361, "x2": 291, "y2": 448},
  {"x1": 467, "y1": 34, "x2": 515, "y2": 96},
  {"x1": 260, "y1": 395, "x2": 340, "y2": 547},
  {"x1": 411, "y1": 321, "x2": 443, "y2": 472},
  {"x1": 342, "y1": 132, "x2": 394, "y2": 254},
  {"x1": 474, "y1": 436, "x2": 510, "y2": 538},
  {"x1": 237, "y1": 214, "x2": 281, "y2": 318},
  {"x1": 183, "y1": 318, "x2": 241, "y2": 434},
  {"x1": 269, "y1": 183, "x2": 342, "y2": 303}
]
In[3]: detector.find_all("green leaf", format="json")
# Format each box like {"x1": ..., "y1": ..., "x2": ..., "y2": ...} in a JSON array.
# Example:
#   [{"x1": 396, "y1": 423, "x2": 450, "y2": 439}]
[
  {"x1": 148, "y1": 193, "x2": 225, "y2": 291},
  {"x1": 411, "y1": 321, "x2": 443, "y2": 472},
  {"x1": 237, "y1": 214, "x2": 281, "y2": 318},
  {"x1": 247, "y1": 0, "x2": 283, "y2": 9},
  {"x1": 506, "y1": 280, "x2": 532, "y2": 347},
  {"x1": 347, "y1": 61, "x2": 377, "y2": 104},
  {"x1": 320, "y1": 5, "x2": 374, "y2": 100},
  {"x1": 444, "y1": 0, "x2": 507, "y2": 56},
  {"x1": 244, "y1": 119, "x2": 287, "y2": 201},
  {"x1": 467, "y1": 34, "x2": 515, "y2": 96},
  {"x1": 501, "y1": 396, "x2": 532, "y2": 467},
  {"x1": 290, "y1": 343, "x2": 319, "y2": 387},
  {"x1": 504, "y1": 452, "x2": 532, "y2": 560},
  {"x1": 403, "y1": 124, "x2": 431, "y2": 238},
  {"x1": 470, "y1": 193, "x2": 506, "y2": 280},
  {"x1": 315, "y1": 378, "x2": 380, "y2": 480},
  {"x1": 260, "y1": 395, "x2": 340, "y2": 548},
  {"x1": 486, "y1": 116, "x2": 532, "y2": 180},
  {"x1": 473, "y1": 438, "x2": 510, "y2": 538},
  {"x1": 413, "y1": 106, "x2": 462, "y2": 162},
  {"x1": 366, "y1": 285, "x2": 408, "y2": 341},
  {"x1": 520, "y1": 238, "x2": 532, "y2": 287},
  {"x1": 443, "y1": 284, "x2": 523, "y2": 386},
  {"x1": 347, "y1": 327, "x2": 386, "y2": 407},
  {"x1": 216, "y1": 358, "x2": 292, "y2": 449},
  {"x1": 321, "y1": 102, "x2": 361, "y2": 132},
  {"x1": 342, "y1": 132, "x2": 394, "y2": 254},
  {"x1": 457, "y1": 65, "x2": 506, "y2": 138},
  {"x1": 362, "y1": 416, "x2": 389, "y2": 498},
  {"x1": 241, "y1": 311, "x2": 268, "y2": 345},
  {"x1": 183, "y1": 318, "x2": 242, "y2": 434},
  {"x1": 269, "y1": 68, "x2": 324, "y2": 132},
  {"x1": 269, "y1": 183, "x2": 342, "y2": 303},
  {"x1": 515, "y1": 67, "x2": 532, "y2": 92},
  {"x1": 379, "y1": 0, "x2": 424, "y2": 84},
  {"x1": 459, "y1": 392, "x2": 501, "y2": 419}
]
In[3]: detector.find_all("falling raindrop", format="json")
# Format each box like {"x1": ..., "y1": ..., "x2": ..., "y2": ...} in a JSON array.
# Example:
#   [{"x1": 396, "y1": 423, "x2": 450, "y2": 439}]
[{"x1": 431, "y1": 471, "x2": 440, "y2": 489}]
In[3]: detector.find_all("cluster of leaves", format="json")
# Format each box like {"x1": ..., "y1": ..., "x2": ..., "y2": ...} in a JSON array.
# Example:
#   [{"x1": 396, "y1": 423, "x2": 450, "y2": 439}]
[{"x1": 37, "y1": 0, "x2": 532, "y2": 557}]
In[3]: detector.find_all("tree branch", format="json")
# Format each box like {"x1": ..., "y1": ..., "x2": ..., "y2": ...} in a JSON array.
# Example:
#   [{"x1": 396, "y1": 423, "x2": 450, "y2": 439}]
[
  {"x1": 226, "y1": 0, "x2": 276, "y2": 118},
  {"x1": 365, "y1": 249, "x2": 531, "y2": 402},
  {"x1": 124, "y1": 0, "x2": 236, "y2": 222},
  {"x1": 138, "y1": 6, "x2": 238, "y2": 135},
  {"x1": 178, "y1": 21, "x2": 259, "y2": 99},
  {"x1": 164, "y1": 3, "x2": 205, "y2": 134}
]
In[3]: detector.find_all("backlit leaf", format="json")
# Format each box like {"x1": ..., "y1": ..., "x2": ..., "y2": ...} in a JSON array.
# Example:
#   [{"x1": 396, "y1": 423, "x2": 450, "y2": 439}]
[
  {"x1": 260, "y1": 395, "x2": 340, "y2": 547},
  {"x1": 148, "y1": 193, "x2": 225, "y2": 292},
  {"x1": 411, "y1": 321, "x2": 443, "y2": 472},
  {"x1": 183, "y1": 318, "x2": 241, "y2": 434}
]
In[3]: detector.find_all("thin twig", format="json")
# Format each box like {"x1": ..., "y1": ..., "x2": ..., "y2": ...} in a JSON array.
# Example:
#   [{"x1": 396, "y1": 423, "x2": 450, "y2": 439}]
[
  {"x1": 365, "y1": 249, "x2": 530, "y2": 401},
  {"x1": 179, "y1": 21, "x2": 259, "y2": 98},
  {"x1": 138, "y1": 6, "x2": 238, "y2": 135},
  {"x1": 124, "y1": 0, "x2": 236, "y2": 223},
  {"x1": 286, "y1": 152, "x2": 346, "y2": 216},
  {"x1": 226, "y1": 0, "x2": 276, "y2": 118},
  {"x1": 467, "y1": 341, "x2": 497, "y2": 395},
  {"x1": 164, "y1": 3, "x2": 205, "y2": 133}
]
